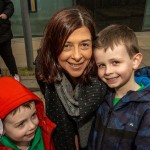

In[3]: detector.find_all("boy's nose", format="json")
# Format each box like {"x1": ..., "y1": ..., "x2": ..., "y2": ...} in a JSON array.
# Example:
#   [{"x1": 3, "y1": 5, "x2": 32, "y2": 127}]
[
  {"x1": 28, "y1": 121, "x2": 36, "y2": 130},
  {"x1": 105, "y1": 65, "x2": 113, "y2": 75}
]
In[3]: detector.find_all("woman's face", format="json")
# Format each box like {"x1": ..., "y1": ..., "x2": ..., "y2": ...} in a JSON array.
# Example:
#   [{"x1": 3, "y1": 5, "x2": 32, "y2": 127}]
[{"x1": 58, "y1": 26, "x2": 92, "y2": 79}]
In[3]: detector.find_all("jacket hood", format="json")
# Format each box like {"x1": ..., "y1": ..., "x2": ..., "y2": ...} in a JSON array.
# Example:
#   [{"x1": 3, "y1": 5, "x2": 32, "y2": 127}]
[
  {"x1": 121, "y1": 66, "x2": 150, "y2": 105},
  {"x1": 135, "y1": 66, "x2": 150, "y2": 87},
  {"x1": 0, "y1": 76, "x2": 42, "y2": 119}
]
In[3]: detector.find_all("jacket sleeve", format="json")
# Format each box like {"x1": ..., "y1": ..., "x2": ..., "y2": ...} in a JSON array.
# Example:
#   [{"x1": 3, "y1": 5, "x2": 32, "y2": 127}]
[
  {"x1": 135, "y1": 109, "x2": 150, "y2": 149},
  {"x1": 3, "y1": 0, "x2": 14, "y2": 18}
]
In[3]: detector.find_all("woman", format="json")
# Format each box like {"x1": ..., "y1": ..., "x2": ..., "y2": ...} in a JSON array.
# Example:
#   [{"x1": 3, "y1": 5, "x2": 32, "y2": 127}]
[{"x1": 35, "y1": 6, "x2": 107, "y2": 150}]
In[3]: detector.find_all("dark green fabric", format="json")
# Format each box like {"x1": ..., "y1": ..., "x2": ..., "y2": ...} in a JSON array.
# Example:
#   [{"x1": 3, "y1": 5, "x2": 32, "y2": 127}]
[
  {"x1": 113, "y1": 97, "x2": 121, "y2": 106},
  {"x1": 137, "y1": 84, "x2": 145, "y2": 91},
  {"x1": 0, "y1": 126, "x2": 45, "y2": 150}
]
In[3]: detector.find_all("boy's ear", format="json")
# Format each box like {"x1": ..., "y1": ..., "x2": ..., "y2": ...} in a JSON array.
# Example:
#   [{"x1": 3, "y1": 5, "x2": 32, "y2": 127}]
[{"x1": 132, "y1": 53, "x2": 143, "y2": 69}]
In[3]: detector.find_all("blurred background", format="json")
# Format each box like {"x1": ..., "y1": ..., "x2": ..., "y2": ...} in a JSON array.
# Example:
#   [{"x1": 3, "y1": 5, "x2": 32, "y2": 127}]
[{"x1": 0, "y1": 0, "x2": 150, "y2": 69}]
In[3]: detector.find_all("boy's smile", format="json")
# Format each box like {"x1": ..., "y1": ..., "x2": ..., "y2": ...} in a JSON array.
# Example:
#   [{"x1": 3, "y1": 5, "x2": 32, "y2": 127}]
[{"x1": 105, "y1": 76, "x2": 120, "y2": 84}]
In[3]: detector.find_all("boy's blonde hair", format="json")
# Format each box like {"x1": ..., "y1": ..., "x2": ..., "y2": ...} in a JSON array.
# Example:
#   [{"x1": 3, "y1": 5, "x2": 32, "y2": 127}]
[{"x1": 93, "y1": 24, "x2": 140, "y2": 58}]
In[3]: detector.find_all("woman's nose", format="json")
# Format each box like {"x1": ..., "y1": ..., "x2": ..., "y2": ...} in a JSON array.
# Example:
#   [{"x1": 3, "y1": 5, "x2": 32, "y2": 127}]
[{"x1": 72, "y1": 47, "x2": 82, "y2": 61}]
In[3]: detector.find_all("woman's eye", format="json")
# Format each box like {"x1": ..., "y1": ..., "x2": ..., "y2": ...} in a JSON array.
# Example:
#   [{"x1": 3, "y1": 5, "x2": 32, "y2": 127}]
[
  {"x1": 80, "y1": 42, "x2": 91, "y2": 50},
  {"x1": 64, "y1": 44, "x2": 69, "y2": 48},
  {"x1": 63, "y1": 44, "x2": 72, "y2": 51}
]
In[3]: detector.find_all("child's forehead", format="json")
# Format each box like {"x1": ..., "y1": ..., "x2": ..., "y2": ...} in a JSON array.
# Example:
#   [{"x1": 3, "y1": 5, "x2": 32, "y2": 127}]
[
  {"x1": 94, "y1": 44, "x2": 130, "y2": 61},
  {"x1": 4, "y1": 102, "x2": 36, "y2": 121},
  {"x1": 94, "y1": 41, "x2": 126, "y2": 50},
  {"x1": 94, "y1": 42, "x2": 127, "y2": 52}
]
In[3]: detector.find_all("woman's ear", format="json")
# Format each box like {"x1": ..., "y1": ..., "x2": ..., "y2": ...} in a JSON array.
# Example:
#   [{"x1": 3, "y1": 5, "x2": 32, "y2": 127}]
[{"x1": 132, "y1": 53, "x2": 143, "y2": 70}]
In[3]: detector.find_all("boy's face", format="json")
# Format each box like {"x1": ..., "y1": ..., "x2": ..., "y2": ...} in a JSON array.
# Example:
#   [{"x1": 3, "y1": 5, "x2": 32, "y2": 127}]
[
  {"x1": 94, "y1": 44, "x2": 140, "y2": 91},
  {"x1": 3, "y1": 102, "x2": 39, "y2": 144}
]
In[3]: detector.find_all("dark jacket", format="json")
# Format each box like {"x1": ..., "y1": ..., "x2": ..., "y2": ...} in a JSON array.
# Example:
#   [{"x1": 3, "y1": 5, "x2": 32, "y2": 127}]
[
  {"x1": 0, "y1": 0, "x2": 14, "y2": 43},
  {"x1": 88, "y1": 66, "x2": 150, "y2": 150}
]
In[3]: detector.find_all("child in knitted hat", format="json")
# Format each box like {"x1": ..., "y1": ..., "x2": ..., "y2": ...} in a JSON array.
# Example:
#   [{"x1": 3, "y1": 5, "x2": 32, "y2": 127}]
[{"x1": 0, "y1": 77, "x2": 56, "y2": 150}]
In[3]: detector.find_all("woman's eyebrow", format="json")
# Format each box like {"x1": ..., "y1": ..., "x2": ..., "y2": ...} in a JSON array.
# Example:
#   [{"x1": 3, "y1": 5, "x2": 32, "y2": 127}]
[{"x1": 66, "y1": 39, "x2": 92, "y2": 43}]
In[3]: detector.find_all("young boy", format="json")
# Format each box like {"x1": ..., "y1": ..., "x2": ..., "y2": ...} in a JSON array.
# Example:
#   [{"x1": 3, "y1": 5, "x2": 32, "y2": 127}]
[
  {"x1": 0, "y1": 77, "x2": 56, "y2": 150},
  {"x1": 88, "y1": 24, "x2": 150, "y2": 149}
]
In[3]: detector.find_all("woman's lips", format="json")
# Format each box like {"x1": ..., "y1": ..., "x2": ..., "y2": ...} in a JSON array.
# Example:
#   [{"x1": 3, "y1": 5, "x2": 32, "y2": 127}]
[{"x1": 68, "y1": 62, "x2": 84, "y2": 69}]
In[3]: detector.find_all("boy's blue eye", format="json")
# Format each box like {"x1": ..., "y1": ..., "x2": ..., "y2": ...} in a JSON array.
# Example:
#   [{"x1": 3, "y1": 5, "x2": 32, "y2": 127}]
[
  {"x1": 97, "y1": 64, "x2": 105, "y2": 68},
  {"x1": 17, "y1": 122, "x2": 25, "y2": 128},
  {"x1": 32, "y1": 112, "x2": 37, "y2": 119},
  {"x1": 112, "y1": 61, "x2": 119, "y2": 65}
]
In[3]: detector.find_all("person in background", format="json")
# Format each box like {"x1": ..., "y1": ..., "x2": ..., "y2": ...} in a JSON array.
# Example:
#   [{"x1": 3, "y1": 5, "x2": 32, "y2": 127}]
[
  {"x1": 0, "y1": 77, "x2": 56, "y2": 150},
  {"x1": 35, "y1": 6, "x2": 107, "y2": 149},
  {"x1": 0, "y1": 0, "x2": 20, "y2": 81},
  {"x1": 88, "y1": 24, "x2": 150, "y2": 150}
]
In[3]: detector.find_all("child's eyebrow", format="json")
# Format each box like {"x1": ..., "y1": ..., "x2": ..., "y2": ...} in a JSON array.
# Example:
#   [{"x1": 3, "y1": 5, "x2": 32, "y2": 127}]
[
  {"x1": 14, "y1": 119, "x2": 26, "y2": 126},
  {"x1": 108, "y1": 57, "x2": 122, "y2": 61},
  {"x1": 14, "y1": 110, "x2": 37, "y2": 125}
]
